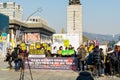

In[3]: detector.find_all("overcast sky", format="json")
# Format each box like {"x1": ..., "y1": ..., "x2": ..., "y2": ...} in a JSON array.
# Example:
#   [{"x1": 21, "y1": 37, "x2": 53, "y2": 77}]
[{"x1": 0, "y1": 0, "x2": 120, "y2": 35}]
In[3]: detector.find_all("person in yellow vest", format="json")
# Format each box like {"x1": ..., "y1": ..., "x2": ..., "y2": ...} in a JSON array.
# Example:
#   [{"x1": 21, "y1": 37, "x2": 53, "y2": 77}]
[
  {"x1": 46, "y1": 50, "x2": 51, "y2": 57},
  {"x1": 45, "y1": 44, "x2": 52, "y2": 57},
  {"x1": 57, "y1": 46, "x2": 63, "y2": 57}
]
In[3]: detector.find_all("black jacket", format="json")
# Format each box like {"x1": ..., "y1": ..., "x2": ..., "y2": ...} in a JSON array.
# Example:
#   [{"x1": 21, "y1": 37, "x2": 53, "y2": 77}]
[{"x1": 76, "y1": 71, "x2": 94, "y2": 80}]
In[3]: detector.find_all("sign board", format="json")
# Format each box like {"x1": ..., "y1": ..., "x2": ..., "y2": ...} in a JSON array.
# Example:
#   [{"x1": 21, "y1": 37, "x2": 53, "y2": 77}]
[
  {"x1": 25, "y1": 57, "x2": 75, "y2": 70},
  {"x1": 52, "y1": 34, "x2": 79, "y2": 52},
  {"x1": 1, "y1": 33, "x2": 7, "y2": 42},
  {"x1": 28, "y1": 55, "x2": 45, "y2": 58},
  {"x1": 1, "y1": 33, "x2": 7, "y2": 37},
  {"x1": 29, "y1": 44, "x2": 34, "y2": 50},
  {"x1": 43, "y1": 43, "x2": 47, "y2": 47},
  {"x1": 53, "y1": 34, "x2": 66, "y2": 44},
  {"x1": 29, "y1": 49, "x2": 45, "y2": 55},
  {"x1": 63, "y1": 39, "x2": 69, "y2": 47},
  {"x1": 35, "y1": 42, "x2": 40, "y2": 49},
  {"x1": 66, "y1": 34, "x2": 79, "y2": 51},
  {"x1": 25, "y1": 33, "x2": 40, "y2": 43},
  {"x1": 62, "y1": 50, "x2": 74, "y2": 56}
]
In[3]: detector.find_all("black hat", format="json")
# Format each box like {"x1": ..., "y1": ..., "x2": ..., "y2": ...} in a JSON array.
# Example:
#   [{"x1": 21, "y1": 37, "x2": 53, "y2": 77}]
[{"x1": 14, "y1": 47, "x2": 18, "y2": 49}]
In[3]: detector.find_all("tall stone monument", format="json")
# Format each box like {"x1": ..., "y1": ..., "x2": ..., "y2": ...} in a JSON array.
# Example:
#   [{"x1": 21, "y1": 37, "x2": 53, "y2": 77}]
[{"x1": 67, "y1": 0, "x2": 82, "y2": 44}]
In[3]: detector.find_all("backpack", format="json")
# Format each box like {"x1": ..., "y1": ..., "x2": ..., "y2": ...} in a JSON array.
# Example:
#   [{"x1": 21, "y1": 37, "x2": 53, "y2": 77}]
[
  {"x1": 110, "y1": 53, "x2": 117, "y2": 62},
  {"x1": 92, "y1": 51, "x2": 101, "y2": 64},
  {"x1": 12, "y1": 50, "x2": 18, "y2": 61},
  {"x1": 86, "y1": 53, "x2": 93, "y2": 65}
]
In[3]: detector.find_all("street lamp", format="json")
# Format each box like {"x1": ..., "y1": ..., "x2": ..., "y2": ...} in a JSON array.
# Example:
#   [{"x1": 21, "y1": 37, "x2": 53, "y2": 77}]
[
  {"x1": 24, "y1": 8, "x2": 42, "y2": 44},
  {"x1": 25, "y1": 7, "x2": 42, "y2": 23},
  {"x1": 19, "y1": 8, "x2": 43, "y2": 80}
]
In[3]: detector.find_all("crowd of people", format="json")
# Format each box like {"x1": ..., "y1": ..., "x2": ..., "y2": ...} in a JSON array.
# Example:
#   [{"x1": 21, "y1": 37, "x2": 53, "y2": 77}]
[
  {"x1": 4, "y1": 44, "x2": 28, "y2": 71},
  {"x1": 76, "y1": 44, "x2": 120, "y2": 77},
  {"x1": 3, "y1": 41, "x2": 120, "y2": 78}
]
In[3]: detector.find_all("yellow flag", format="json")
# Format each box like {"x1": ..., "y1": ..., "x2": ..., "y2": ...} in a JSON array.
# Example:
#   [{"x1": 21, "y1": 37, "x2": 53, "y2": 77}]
[
  {"x1": 88, "y1": 45, "x2": 94, "y2": 52},
  {"x1": 11, "y1": 39, "x2": 15, "y2": 48},
  {"x1": 20, "y1": 43, "x2": 26, "y2": 50},
  {"x1": 47, "y1": 47, "x2": 51, "y2": 50}
]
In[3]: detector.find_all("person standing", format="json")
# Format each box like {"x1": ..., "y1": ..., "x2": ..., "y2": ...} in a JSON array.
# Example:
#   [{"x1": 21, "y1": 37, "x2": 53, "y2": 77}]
[
  {"x1": 114, "y1": 45, "x2": 120, "y2": 76},
  {"x1": 92, "y1": 46, "x2": 102, "y2": 76},
  {"x1": 105, "y1": 48, "x2": 116, "y2": 75},
  {"x1": 4, "y1": 48, "x2": 13, "y2": 69},
  {"x1": 12, "y1": 44, "x2": 23, "y2": 71},
  {"x1": 77, "y1": 45, "x2": 87, "y2": 71},
  {"x1": 99, "y1": 48, "x2": 105, "y2": 77},
  {"x1": 113, "y1": 46, "x2": 120, "y2": 75}
]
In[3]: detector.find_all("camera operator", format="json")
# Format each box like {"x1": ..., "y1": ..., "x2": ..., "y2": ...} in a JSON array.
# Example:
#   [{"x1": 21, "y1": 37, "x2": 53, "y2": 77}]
[
  {"x1": 4, "y1": 48, "x2": 13, "y2": 69},
  {"x1": 11, "y1": 44, "x2": 23, "y2": 71}
]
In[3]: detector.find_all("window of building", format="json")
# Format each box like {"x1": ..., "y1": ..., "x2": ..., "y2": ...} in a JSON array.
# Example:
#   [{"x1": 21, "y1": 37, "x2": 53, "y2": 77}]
[
  {"x1": 18, "y1": 5, "x2": 20, "y2": 9},
  {"x1": 13, "y1": 2, "x2": 15, "y2": 7},
  {"x1": 36, "y1": 19, "x2": 38, "y2": 22},
  {"x1": 13, "y1": 11, "x2": 15, "y2": 17},
  {"x1": 33, "y1": 19, "x2": 35, "y2": 22},
  {"x1": 3, "y1": 3, "x2": 7, "y2": 8},
  {"x1": 30, "y1": 19, "x2": 32, "y2": 21}
]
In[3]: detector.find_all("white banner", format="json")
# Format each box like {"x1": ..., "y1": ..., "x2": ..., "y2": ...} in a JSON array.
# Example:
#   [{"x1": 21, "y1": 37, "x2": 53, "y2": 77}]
[{"x1": 52, "y1": 34, "x2": 79, "y2": 51}]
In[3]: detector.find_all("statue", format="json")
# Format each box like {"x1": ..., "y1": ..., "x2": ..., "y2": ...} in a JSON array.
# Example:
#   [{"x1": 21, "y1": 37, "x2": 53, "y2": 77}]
[{"x1": 69, "y1": 0, "x2": 81, "y2": 5}]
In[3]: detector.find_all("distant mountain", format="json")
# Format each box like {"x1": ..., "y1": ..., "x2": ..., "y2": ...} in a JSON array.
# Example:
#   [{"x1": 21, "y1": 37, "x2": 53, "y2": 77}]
[
  {"x1": 83, "y1": 32, "x2": 114, "y2": 42},
  {"x1": 83, "y1": 35, "x2": 89, "y2": 42},
  {"x1": 114, "y1": 34, "x2": 120, "y2": 41}
]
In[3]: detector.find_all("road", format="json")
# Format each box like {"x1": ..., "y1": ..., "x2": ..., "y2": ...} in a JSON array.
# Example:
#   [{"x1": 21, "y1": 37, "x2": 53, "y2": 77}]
[{"x1": 0, "y1": 57, "x2": 120, "y2": 80}]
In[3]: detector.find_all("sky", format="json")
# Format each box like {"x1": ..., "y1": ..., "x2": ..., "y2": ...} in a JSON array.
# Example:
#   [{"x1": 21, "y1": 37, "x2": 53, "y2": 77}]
[{"x1": 0, "y1": 0, "x2": 120, "y2": 35}]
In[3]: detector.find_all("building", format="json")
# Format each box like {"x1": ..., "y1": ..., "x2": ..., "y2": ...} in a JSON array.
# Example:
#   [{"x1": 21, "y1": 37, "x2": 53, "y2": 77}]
[
  {"x1": 0, "y1": 13, "x2": 9, "y2": 34},
  {"x1": 25, "y1": 16, "x2": 55, "y2": 44},
  {"x1": 0, "y1": 2, "x2": 23, "y2": 21},
  {"x1": 0, "y1": 13, "x2": 9, "y2": 56},
  {"x1": 67, "y1": 0, "x2": 82, "y2": 44},
  {"x1": 9, "y1": 16, "x2": 55, "y2": 45},
  {"x1": 0, "y1": 2, "x2": 55, "y2": 46}
]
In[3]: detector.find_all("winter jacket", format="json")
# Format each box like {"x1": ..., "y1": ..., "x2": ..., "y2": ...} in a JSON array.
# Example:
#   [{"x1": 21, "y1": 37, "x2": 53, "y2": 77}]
[
  {"x1": 78, "y1": 48, "x2": 86, "y2": 61},
  {"x1": 76, "y1": 71, "x2": 94, "y2": 80},
  {"x1": 86, "y1": 52, "x2": 94, "y2": 65}
]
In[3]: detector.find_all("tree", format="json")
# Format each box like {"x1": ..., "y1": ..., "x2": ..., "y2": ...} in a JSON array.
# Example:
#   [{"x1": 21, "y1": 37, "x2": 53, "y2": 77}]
[{"x1": 61, "y1": 27, "x2": 65, "y2": 34}]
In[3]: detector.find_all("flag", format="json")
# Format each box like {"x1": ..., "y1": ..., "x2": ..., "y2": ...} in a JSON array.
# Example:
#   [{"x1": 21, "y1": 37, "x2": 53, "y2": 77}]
[{"x1": 93, "y1": 40, "x2": 99, "y2": 46}]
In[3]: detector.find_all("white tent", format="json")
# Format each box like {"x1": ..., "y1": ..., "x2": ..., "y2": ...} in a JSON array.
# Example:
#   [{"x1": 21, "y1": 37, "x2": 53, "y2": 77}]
[{"x1": 115, "y1": 41, "x2": 120, "y2": 46}]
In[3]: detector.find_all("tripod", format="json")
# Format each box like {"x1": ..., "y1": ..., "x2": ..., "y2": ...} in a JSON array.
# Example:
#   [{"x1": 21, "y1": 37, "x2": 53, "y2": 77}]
[{"x1": 19, "y1": 56, "x2": 33, "y2": 80}]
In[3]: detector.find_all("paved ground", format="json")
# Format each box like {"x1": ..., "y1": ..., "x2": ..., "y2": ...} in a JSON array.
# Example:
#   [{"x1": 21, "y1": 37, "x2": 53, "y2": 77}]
[{"x1": 0, "y1": 57, "x2": 120, "y2": 80}]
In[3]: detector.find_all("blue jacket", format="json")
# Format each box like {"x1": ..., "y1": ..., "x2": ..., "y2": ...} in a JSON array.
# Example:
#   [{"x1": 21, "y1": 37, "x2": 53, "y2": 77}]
[{"x1": 86, "y1": 52, "x2": 93, "y2": 65}]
